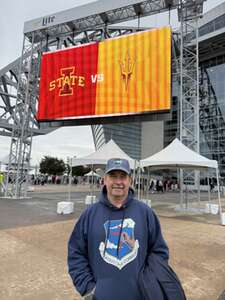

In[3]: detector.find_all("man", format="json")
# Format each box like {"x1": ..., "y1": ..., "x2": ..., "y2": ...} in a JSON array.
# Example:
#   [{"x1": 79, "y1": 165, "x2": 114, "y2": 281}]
[{"x1": 67, "y1": 158, "x2": 170, "y2": 299}]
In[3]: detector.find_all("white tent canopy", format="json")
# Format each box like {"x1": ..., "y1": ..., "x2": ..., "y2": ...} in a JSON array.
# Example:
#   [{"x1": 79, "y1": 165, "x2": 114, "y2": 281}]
[
  {"x1": 140, "y1": 139, "x2": 224, "y2": 222},
  {"x1": 0, "y1": 164, "x2": 7, "y2": 172},
  {"x1": 72, "y1": 139, "x2": 135, "y2": 169},
  {"x1": 140, "y1": 138, "x2": 218, "y2": 170},
  {"x1": 84, "y1": 171, "x2": 101, "y2": 177},
  {"x1": 0, "y1": 155, "x2": 10, "y2": 164}
]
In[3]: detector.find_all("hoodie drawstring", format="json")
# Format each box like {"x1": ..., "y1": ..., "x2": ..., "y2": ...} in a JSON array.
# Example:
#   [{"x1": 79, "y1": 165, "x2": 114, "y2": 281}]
[
  {"x1": 116, "y1": 209, "x2": 125, "y2": 258},
  {"x1": 103, "y1": 208, "x2": 126, "y2": 258},
  {"x1": 103, "y1": 211, "x2": 111, "y2": 257}
]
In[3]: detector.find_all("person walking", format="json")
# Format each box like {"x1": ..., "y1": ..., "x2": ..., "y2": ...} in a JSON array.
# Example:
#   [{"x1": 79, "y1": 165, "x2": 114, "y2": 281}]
[
  {"x1": 0, "y1": 172, "x2": 4, "y2": 195},
  {"x1": 68, "y1": 158, "x2": 185, "y2": 300}
]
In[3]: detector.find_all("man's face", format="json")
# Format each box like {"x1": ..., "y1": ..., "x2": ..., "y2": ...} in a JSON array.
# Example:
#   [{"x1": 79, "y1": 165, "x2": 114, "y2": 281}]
[{"x1": 104, "y1": 170, "x2": 131, "y2": 201}]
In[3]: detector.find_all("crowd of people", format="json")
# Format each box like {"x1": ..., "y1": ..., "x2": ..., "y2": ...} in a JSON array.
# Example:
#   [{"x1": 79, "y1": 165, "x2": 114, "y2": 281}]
[
  {"x1": 134, "y1": 177, "x2": 179, "y2": 193},
  {"x1": 148, "y1": 178, "x2": 179, "y2": 193},
  {"x1": 29, "y1": 174, "x2": 181, "y2": 194},
  {"x1": 3, "y1": 172, "x2": 217, "y2": 195},
  {"x1": 29, "y1": 174, "x2": 100, "y2": 186}
]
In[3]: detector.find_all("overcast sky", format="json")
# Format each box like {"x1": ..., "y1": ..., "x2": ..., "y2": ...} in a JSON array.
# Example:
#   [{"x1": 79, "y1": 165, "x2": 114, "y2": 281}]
[{"x1": 0, "y1": 0, "x2": 224, "y2": 166}]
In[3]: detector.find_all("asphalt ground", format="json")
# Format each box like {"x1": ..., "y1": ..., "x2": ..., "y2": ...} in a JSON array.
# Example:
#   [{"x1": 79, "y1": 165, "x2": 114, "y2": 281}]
[
  {"x1": 0, "y1": 184, "x2": 221, "y2": 229},
  {"x1": 0, "y1": 184, "x2": 225, "y2": 300},
  {"x1": 0, "y1": 190, "x2": 96, "y2": 230}
]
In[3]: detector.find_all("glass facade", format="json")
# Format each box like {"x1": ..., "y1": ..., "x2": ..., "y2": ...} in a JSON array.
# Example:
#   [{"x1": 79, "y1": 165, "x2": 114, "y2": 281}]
[
  {"x1": 199, "y1": 56, "x2": 225, "y2": 179},
  {"x1": 92, "y1": 125, "x2": 105, "y2": 150},
  {"x1": 164, "y1": 96, "x2": 179, "y2": 146},
  {"x1": 92, "y1": 123, "x2": 142, "y2": 160},
  {"x1": 163, "y1": 57, "x2": 225, "y2": 180},
  {"x1": 199, "y1": 13, "x2": 225, "y2": 38},
  {"x1": 188, "y1": 13, "x2": 225, "y2": 41}
]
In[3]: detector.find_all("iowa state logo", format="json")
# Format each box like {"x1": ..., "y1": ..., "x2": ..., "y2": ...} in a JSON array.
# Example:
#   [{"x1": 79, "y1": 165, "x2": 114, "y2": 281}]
[
  {"x1": 99, "y1": 218, "x2": 139, "y2": 270},
  {"x1": 49, "y1": 67, "x2": 85, "y2": 96},
  {"x1": 48, "y1": 67, "x2": 104, "y2": 97}
]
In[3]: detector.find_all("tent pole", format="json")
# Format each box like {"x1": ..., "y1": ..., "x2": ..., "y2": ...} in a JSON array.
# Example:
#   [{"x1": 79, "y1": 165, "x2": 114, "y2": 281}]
[
  {"x1": 180, "y1": 168, "x2": 184, "y2": 210},
  {"x1": 207, "y1": 175, "x2": 211, "y2": 204},
  {"x1": 133, "y1": 160, "x2": 136, "y2": 189},
  {"x1": 138, "y1": 164, "x2": 141, "y2": 200},
  {"x1": 68, "y1": 157, "x2": 72, "y2": 202},
  {"x1": 216, "y1": 168, "x2": 222, "y2": 219},
  {"x1": 197, "y1": 170, "x2": 201, "y2": 211}
]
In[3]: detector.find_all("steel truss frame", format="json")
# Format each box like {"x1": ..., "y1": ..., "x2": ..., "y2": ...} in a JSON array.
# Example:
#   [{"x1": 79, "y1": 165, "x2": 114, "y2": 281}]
[
  {"x1": 3, "y1": 26, "x2": 153, "y2": 198},
  {"x1": 0, "y1": 0, "x2": 204, "y2": 198},
  {"x1": 5, "y1": 33, "x2": 40, "y2": 197},
  {"x1": 178, "y1": 0, "x2": 205, "y2": 208}
]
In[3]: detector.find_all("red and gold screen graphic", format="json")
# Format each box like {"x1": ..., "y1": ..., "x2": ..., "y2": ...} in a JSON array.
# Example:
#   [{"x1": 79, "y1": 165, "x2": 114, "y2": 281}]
[{"x1": 37, "y1": 26, "x2": 171, "y2": 121}]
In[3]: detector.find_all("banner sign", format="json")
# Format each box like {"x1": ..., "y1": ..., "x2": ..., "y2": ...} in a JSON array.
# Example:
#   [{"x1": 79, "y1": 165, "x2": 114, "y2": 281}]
[{"x1": 37, "y1": 26, "x2": 171, "y2": 122}]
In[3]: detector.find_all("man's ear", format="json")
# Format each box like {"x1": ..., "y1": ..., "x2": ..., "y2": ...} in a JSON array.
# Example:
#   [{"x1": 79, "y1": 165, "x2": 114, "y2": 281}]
[{"x1": 103, "y1": 175, "x2": 107, "y2": 183}]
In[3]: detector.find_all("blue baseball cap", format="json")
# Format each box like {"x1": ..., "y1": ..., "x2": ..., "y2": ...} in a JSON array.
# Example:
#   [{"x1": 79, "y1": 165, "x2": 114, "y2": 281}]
[{"x1": 105, "y1": 158, "x2": 131, "y2": 175}]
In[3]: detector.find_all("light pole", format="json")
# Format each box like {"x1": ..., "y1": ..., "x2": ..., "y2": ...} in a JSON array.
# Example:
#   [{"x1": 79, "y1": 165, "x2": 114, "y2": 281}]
[{"x1": 67, "y1": 157, "x2": 72, "y2": 202}]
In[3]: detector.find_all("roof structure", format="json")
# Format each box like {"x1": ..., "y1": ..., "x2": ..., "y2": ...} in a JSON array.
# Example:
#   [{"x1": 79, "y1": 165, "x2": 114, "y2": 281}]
[
  {"x1": 84, "y1": 170, "x2": 101, "y2": 177},
  {"x1": 72, "y1": 139, "x2": 135, "y2": 168},
  {"x1": 140, "y1": 138, "x2": 218, "y2": 170}
]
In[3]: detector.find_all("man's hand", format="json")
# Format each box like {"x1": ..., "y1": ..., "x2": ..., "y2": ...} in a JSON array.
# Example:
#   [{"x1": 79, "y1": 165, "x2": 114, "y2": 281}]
[{"x1": 84, "y1": 294, "x2": 94, "y2": 300}]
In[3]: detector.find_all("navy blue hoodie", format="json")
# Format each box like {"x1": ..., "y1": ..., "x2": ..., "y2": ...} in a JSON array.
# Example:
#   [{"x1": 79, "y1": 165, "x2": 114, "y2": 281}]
[{"x1": 68, "y1": 187, "x2": 169, "y2": 300}]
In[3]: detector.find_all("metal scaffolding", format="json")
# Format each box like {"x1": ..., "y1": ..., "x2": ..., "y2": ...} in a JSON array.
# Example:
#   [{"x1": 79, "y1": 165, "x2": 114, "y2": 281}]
[
  {"x1": 0, "y1": 0, "x2": 205, "y2": 198},
  {"x1": 178, "y1": 0, "x2": 205, "y2": 208}
]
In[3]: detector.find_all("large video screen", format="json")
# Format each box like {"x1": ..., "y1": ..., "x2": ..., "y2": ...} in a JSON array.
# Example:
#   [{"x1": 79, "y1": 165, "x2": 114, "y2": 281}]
[{"x1": 37, "y1": 26, "x2": 171, "y2": 123}]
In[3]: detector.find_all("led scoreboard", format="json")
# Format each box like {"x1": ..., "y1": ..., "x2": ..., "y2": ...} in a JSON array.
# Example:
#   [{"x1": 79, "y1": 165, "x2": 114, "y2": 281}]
[{"x1": 37, "y1": 26, "x2": 171, "y2": 124}]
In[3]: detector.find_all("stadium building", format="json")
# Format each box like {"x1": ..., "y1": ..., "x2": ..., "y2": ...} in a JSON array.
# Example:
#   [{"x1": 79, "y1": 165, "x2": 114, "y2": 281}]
[
  {"x1": 92, "y1": 2, "x2": 225, "y2": 180},
  {"x1": 1, "y1": 0, "x2": 225, "y2": 197}
]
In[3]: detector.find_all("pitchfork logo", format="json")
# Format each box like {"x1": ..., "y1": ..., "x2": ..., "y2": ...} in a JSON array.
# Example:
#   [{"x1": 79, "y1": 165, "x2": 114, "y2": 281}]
[
  {"x1": 99, "y1": 218, "x2": 139, "y2": 270},
  {"x1": 119, "y1": 52, "x2": 135, "y2": 91}
]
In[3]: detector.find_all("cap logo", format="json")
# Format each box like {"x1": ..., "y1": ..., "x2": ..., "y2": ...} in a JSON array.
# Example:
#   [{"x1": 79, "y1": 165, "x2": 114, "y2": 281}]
[{"x1": 114, "y1": 160, "x2": 123, "y2": 166}]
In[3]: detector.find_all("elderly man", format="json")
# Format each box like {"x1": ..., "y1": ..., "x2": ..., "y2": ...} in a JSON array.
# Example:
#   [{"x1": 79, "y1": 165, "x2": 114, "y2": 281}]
[{"x1": 68, "y1": 158, "x2": 184, "y2": 300}]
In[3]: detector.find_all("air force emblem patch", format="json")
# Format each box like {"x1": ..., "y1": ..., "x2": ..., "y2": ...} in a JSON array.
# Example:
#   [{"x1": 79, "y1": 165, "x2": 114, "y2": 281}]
[{"x1": 99, "y1": 218, "x2": 139, "y2": 270}]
